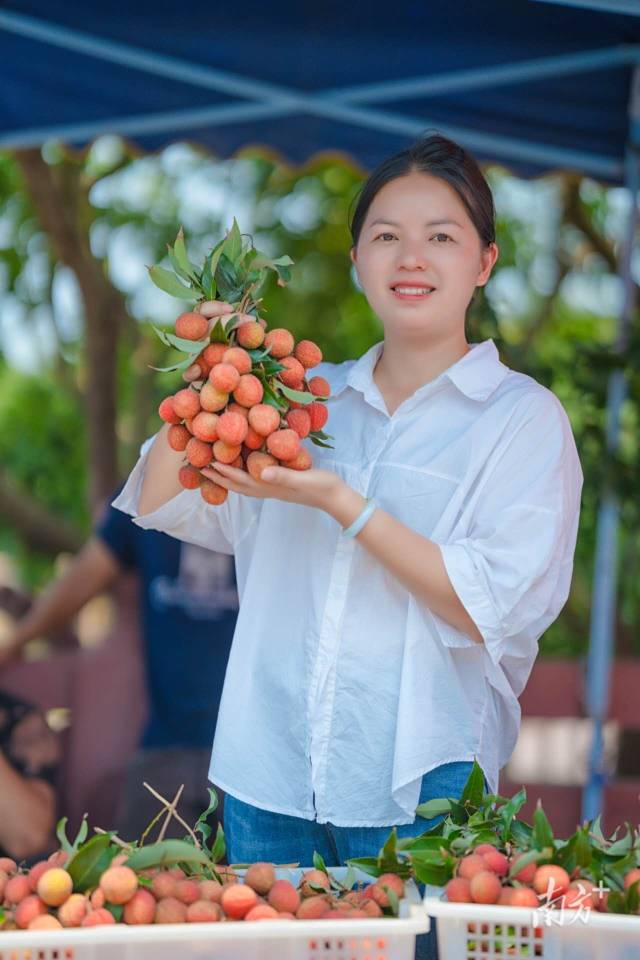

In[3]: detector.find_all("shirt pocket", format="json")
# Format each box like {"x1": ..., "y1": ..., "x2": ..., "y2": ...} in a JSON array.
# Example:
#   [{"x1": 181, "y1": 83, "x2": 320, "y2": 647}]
[{"x1": 372, "y1": 464, "x2": 460, "y2": 539}]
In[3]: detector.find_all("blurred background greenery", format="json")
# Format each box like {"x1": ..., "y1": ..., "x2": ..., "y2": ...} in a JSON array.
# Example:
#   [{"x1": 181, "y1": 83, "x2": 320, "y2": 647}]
[{"x1": 0, "y1": 137, "x2": 637, "y2": 657}]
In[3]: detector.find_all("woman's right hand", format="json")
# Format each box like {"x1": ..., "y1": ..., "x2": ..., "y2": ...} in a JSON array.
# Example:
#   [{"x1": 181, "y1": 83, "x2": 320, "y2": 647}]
[{"x1": 182, "y1": 301, "x2": 255, "y2": 383}]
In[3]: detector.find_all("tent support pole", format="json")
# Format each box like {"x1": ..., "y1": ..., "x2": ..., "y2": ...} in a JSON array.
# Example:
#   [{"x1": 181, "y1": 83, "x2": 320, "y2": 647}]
[{"x1": 581, "y1": 64, "x2": 640, "y2": 823}]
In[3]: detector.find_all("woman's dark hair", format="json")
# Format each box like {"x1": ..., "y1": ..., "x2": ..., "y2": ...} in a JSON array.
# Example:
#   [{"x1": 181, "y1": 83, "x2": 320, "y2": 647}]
[{"x1": 349, "y1": 133, "x2": 496, "y2": 248}]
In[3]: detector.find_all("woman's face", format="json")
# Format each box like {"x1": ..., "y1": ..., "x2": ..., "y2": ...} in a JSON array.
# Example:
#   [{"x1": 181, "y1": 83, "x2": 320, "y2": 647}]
[{"x1": 350, "y1": 171, "x2": 498, "y2": 341}]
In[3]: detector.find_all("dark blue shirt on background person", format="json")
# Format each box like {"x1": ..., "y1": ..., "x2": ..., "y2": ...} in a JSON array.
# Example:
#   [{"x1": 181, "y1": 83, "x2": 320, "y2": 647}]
[{"x1": 96, "y1": 497, "x2": 238, "y2": 839}]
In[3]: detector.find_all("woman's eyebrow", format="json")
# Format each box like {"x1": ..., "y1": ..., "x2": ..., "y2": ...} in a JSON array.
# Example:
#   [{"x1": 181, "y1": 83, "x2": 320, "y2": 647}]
[{"x1": 367, "y1": 218, "x2": 463, "y2": 229}]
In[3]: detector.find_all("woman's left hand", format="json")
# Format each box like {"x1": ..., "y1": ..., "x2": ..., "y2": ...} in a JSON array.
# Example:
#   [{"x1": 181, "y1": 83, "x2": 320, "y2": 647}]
[{"x1": 200, "y1": 462, "x2": 347, "y2": 514}]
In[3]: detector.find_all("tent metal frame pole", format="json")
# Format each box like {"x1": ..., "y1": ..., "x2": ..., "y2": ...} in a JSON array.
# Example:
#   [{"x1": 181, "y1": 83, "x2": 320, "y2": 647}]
[
  {"x1": 582, "y1": 63, "x2": 640, "y2": 823},
  {"x1": 0, "y1": 8, "x2": 631, "y2": 179}
]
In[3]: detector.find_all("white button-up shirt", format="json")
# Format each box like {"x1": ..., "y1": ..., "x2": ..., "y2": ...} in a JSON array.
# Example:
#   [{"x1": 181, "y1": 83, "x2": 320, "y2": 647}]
[{"x1": 114, "y1": 339, "x2": 583, "y2": 827}]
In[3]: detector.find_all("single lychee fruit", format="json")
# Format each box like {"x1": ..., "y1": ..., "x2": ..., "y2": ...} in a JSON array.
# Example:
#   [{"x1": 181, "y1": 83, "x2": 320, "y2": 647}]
[
  {"x1": 152, "y1": 872, "x2": 177, "y2": 900},
  {"x1": 533, "y1": 865, "x2": 570, "y2": 901},
  {"x1": 309, "y1": 401, "x2": 328, "y2": 431},
  {"x1": 15, "y1": 894, "x2": 48, "y2": 928},
  {"x1": 210, "y1": 362, "x2": 241, "y2": 393},
  {"x1": 37, "y1": 868, "x2": 73, "y2": 907},
  {"x1": 213, "y1": 440, "x2": 242, "y2": 464},
  {"x1": 245, "y1": 904, "x2": 279, "y2": 921},
  {"x1": 192, "y1": 411, "x2": 219, "y2": 442},
  {"x1": 217, "y1": 411, "x2": 248, "y2": 446},
  {"x1": 285, "y1": 409, "x2": 311, "y2": 438},
  {"x1": 28, "y1": 915, "x2": 62, "y2": 930},
  {"x1": 5, "y1": 874, "x2": 31, "y2": 903},
  {"x1": 27, "y1": 861, "x2": 50, "y2": 893},
  {"x1": 264, "y1": 328, "x2": 295, "y2": 358},
  {"x1": 308, "y1": 376, "x2": 331, "y2": 398},
  {"x1": 458, "y1": 855, "x2": 487, "y2": 881},
  {"x1": 246, "y1": 451, "x2": 278, "y2": 481},
  {"x1": 509, "y1": 887, "x2": 540, "y2": 908},
  {"x1": 296, "y1": 894, "x2": 329, "y2": 919},
  {"x1": 244, "y1": 425, "x2": 266, "y2": 450},
  {"x1": 159, "y1": 390, "x2": 186, "y2": 418},
  {"x1": 510, "y1": 853, "x2": 537, "y2": 885},
  {"x1": 286, "y1": 448, "x2": 313, "y2": 471},
  {"x1": 81, "y1": 908, "x2": 116, "y2": 926},
  {"x1": 221, "y1": 883, "x2": 258, "y2": 919},
  {"x1": 469, "y1": 871, "x2": 501, "y2": 904},
  {"x1": 482, "y1": 850, "x2": 509, "y2": 877},
  {"x1": 360, "y1": 899, "x2": 383, "y2": 917},
  {"x1": 155, "y1": 897, "x2": 188, "y2": 924},
  {"x1": 172, "y1": 388, "x2": 201, "y2": 420},
  {"x1": 123, "y1": 888, "x2": 156, "y2": 924},
  {"x1": 278, "y1": 356, "x2": 305, "y2": 388},
  {"x1": 234, "y1": 374, "x2": 263, "y2": 407},
  {"x1": 227, "y1": 402, "x2": 249, "y2": 419},
  {"x1": 167, "y1": 424, "x2": 191, "y2": 451},
  {"x1": 373, "y1": 873, "x2": 405, "y2": 905},
  {"x1": 248, "y1": 404, "x2": 281, "y2": 437},
  {"x1": 175, "y1": 879, "x2": 200, "y2": 905},
  {"x1": 0, "y1": 857, "x2": 18, "y2": 873},
  {"x1": 267, "y1": 880, "x2": 300, "y2": 914},
  {"x1": 299, "y1": 869, "x2": 331, "y2": 898},
  {"x1": 178, "y1": 465, "x2": 202, "y2": 489},
  {"x1": 99, "y1": 865, "x2": 138, "y2": 905},
  {"x1": 187, "y1": 900, "x2": 222, "y2": 922},
  {"x1": 445, "y1": 878, "x2": 472, "y2": 903},
  {"x1": 199, "y1": 879, "x2": 223, "y2": 903},
  {"x1": 236, "y1": 321, "x2": 265, "y2": 349},
  {"x1": 223, "y1": 346, "x2": 252, "y2": 375},
  {"x1": 294, "y1": 340, "x2": 323, "y2": 369},
  {"x1": 203, "y1": 343, "x2": 228, "y2": 367},
  {"x1": 199, "y1": 383, "x2": 229, "y2": 413},
  {"x1": 266, "y1": 428, "x2": 300, "y2": 461},
  {"x1": 175, "y1": 312, "x2": 208, "y2": 341},
  {"x1": 244, "y1": 863, "x2": 276, "y2": 896},
  {"x1": 185, "y1": 437, "x2": 213, "y2": 468},
  {"x1": 200, "y1": 481, "x2": 228, "y2": 505},
  {"x1": 58, "y1": 893, "x2": 90, "y2": 927}
]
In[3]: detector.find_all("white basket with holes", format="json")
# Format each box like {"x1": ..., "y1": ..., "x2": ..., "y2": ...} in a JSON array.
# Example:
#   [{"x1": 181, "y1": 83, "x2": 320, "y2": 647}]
[
  {"x1": 0, "y1": 868, "x2": 429, "y2": 960},
  {"x1": 424, "y1": 891, "x2": 640, "y2": 960}
]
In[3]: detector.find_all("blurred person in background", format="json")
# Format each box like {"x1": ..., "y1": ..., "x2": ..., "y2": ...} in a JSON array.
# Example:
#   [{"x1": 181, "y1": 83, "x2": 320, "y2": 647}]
[
  {"x1": 0, "y1": 688, "x2": 60, "y2": 863},
  {"x1": 0, "y1": 491, "x2": 238, "y2": 841}
]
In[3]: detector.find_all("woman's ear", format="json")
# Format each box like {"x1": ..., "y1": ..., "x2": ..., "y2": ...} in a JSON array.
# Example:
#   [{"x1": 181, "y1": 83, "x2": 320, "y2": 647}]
[
  {"x1": 476, "y1": 242, "x2": 499, "y2": 287},
  {"x1": 350, "y1": 246, "x2": 358, "y2": 267}
]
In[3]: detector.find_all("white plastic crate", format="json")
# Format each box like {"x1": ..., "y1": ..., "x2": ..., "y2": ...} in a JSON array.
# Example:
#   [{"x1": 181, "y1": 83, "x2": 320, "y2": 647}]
[
  {"x1": 0, "y1": 868, "x2": 429, "y2": 960},
  {"x1": 424, "y1": 890, "x2": 640, "y2": 960}
]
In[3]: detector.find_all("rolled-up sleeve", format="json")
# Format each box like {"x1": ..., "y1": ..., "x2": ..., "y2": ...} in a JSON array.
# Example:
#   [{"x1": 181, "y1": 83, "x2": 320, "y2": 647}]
[
  {"x1": 436, "y1": 392, "x2": 583, "y2": 687},
  {"x1": 112, "y1": 434, "x2": 258, "y2": 556}
]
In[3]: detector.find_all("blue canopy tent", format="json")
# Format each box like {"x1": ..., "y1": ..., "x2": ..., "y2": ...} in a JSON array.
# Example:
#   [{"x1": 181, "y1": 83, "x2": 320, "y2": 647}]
[{"x1": 1, "y1": 0, "x2": 639, "y2": 820}]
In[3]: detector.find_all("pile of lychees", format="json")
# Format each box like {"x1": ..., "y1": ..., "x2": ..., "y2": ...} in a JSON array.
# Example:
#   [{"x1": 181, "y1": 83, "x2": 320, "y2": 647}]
[
  {"x1": 150, "y1": 222, "x2": 332, "y2": 506},
  {"x1": 0, "y1": 853, "x2": 404, "y2": 929}
]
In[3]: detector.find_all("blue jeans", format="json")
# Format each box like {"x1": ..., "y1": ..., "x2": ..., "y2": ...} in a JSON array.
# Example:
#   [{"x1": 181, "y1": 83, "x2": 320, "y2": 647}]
[{"x1": 224, "y1": 760, "x2": 476, "y2": 960}]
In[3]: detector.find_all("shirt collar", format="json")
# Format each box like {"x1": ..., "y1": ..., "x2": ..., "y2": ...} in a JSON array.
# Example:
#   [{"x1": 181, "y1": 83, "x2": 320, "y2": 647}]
[{"x1": 340, "y1": 338, "x2": 509, "y2": 404}]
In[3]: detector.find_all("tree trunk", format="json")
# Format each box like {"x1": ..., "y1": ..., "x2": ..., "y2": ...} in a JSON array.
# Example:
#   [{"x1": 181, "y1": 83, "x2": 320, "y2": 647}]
[
  {"x1": 13, "y1": 149, "x2": 129, "y2": 515},
  {"x1": 0, "y1": 470, "x2": 83, "y2": 555}
]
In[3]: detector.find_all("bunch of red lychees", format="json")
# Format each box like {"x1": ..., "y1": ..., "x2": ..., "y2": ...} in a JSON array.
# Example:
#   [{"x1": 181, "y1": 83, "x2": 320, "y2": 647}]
[{"x1": 150, "y1": 223, "x2": 332, "y2": 506}]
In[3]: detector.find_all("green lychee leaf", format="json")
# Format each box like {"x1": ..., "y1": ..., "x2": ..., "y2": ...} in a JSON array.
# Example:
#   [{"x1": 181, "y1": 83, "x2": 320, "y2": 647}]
[
  {"x1": 173, "y1": 227, "x2": 198, "y2": 280},
  {"x1": 56, "y1": 816, "x2": 74, "y2": 854},
  {"x1": 310, "y1": 429, "x2": 334, "y2": 442},
  {"x1": 309, "y1": 434, "x2": 334, "y2": 449},
  {"x1": 459, "y1": 760, "x2": 486, "y2": 810},
  {"x1": 260, "y1": 359, "x2": 286, "y2": 377},
  {"x1": 209, "y1": 236, "x2": 226, "y2": 278},
  {"x1": 507, "y1": 847, "x2": 546, "y2": 879},
  {"x1": 344, "y1": 856, "x2": 381, "y2": 878},
  {"x1": 247, "y1": 347, "x2": 272, "y2": 363},
  {"x1": 277, "y1": 383, "x2": 314, "y2": 405},
  {"x1": 383, "y1": 886, "x2": 400, "y2": 916},
  {"x1": 210, "y1": 823, "x2": 226, "y2": 864},
  {"x1": 67, "y1": 834, "x2": 118, "y2": 892},
  {"x1": 209, "y1": 318, "x2": 230, "y2": 344},
  {"x1": 415, "y1": 798, "x2": 454, "y2": 820},
  {"x1": 532, "y1": 804, "x2": 554, "y2": 850},
  {"x1": 201, "y1": 256, "x2": 216, "y2": 301},
  {"x1": 125, "y1": 839, "x2": 211, "y2": 872},
  {"x1": 151, "y1": 325, "x2": 209, "y2": 354},
  {"x1": 148, "y1": 265, "x2": 194, "y2": 299},
  {"x1": 313, "y1": 851, "x2": 329, "y2": 875},
  {"x1": 224, "y1": 218, "x2": 243, "y2": 264},
  {"x1": 272, "y1": 255, "x2": 294, "y2": 267},
  {"x1": 150, "y1": 354, "x2": 200, "y2": 374}
]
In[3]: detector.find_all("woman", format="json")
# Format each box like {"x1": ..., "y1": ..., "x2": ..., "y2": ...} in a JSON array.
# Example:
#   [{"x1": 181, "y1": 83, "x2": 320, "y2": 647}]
[{"x1": 115, "y1": 134, "x2": 582, "y2": 870}]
